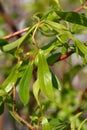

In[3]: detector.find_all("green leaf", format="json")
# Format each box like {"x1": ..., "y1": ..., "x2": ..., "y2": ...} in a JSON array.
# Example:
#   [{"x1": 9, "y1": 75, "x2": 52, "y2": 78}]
[
  {"x1": 45, "y1": 20, "x2": 73, "y2": 39},
  {"x1": 47, "y1": 53, "x2": 61, "y2": 65},
  {"x1": 56, "y1": 11, "x2": 87, "y2": 27},
  {"x1": 38, "y1": 50, "x2": 54, "y2": 100},
  {"x1": 45, "y1": 20, "x2": 67, "y2": 30},
  {"x1": 78, "y1": 118, "x2": 87, "y2": 130},
  {"x1": 1, "y1": 66, "x2": 19, "y2": 93},
  {"x1": 70, "y1": 112, "x2": 82, "y2": 130},
  {"x1": 0, "y1": 102, "x2": 4, "y2": 115},
  {"x1": 33, "y1": 79, "x2": 40, "y2": 106},
  {"x1": 49, "y1": 118, "x2": 70, "y2": 130},
  {"x1": 0, "y1": 38, "x2": 8, "y2": 47},
  {"x1": 51, "y1": 71, "x2": 61, "y2": 90},
  {"x1": 0, "y1": 89, "x2": 7, "y2": 96},
  {"x1": 2, "y1": 25, "x2": 36, "y2": 52},
  {"x1": 75, "y1": 39, "x2": 87, "y2": 55},
  {"x1": 42, "y1": 117, "x2": 51, "y2": 130},
  {"x1": 19, "y1": 62, "x2": 33, "y2": 105}
]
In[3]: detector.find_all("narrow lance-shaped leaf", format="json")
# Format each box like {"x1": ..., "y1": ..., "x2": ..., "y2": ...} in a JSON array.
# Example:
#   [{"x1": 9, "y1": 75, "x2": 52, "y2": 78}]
[
  {"x1": 19, "y1": 62, "x2": 33, "y2": 105},
  {"x1": 45, "y1": 20, "x2": 73, "y2": 39},
  {"x1": 75, "y1": 39, "x2": 87, "y2": 55},
  {"x1": 0, "y1": 102, "x2": 4, "y2": 115},
  {"x1": 1, "y1": 66, "x2": 19, "y2": 93},
  {"x1": 51, "y1": 70, "x2": 61, "y2": 91},
  {"x1": 33, "y1": 79, "x2": 40, "y2": 106},
  {"x1": 56, "y1": 11, "x2": 87, "y2": 27},
  {"x1": 38, "y1": 50, "x2": 54, "y2": 100},
  {"x1": 49, "y1": 119, "x2": 70, "y2": 130},
  {"x1": 71, "y1": 112, "x2": 82, "y2": 130},
  {"x1": 78, "y1": 118, "x2": 87, "y2": 130},
  {"x1": 47, "y1": 53, "x2": 61, "y2": 65},
  {"x1": 45, "y1": 20, "x2": 67, "y2": 30}
]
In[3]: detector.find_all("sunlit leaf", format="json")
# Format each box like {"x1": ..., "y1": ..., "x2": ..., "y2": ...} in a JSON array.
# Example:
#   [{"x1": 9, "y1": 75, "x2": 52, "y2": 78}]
[
  {"x1": 1, "y1": 66, "x2": 19, "y2": 93},
  {"x1": 0, "y1": 89, "x2": 7, "y2": 96},
  {"x1": 75, "y1": 39, "x2": 87, "y2": 55},
  {"x1": 38, "y1": 50, "x2": 54, "y2": 100},
  {"x1": 19, "y1": 62, "x2": 33, "y2": 105}
]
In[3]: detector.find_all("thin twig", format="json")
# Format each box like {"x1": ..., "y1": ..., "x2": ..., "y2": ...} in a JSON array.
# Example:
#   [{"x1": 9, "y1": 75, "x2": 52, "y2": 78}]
[
  {"x1": 13, "y1": 112, "x2": 35, "y2": 130},
  {"x1": 1, "y1": 1, "x2": 87, "y2": 40},
  {"x1": 3, "y1": 27, "x2": 29, "y2": 40},
  {"x1": 58, "y1": 51, "x2": 74, "y2": 61},
  {"x1": 74, "y1": 2, "x2": 87, "y2": 12},
  {"x1": 12, "y1": 85, "x2": 35, "y2": 130}
]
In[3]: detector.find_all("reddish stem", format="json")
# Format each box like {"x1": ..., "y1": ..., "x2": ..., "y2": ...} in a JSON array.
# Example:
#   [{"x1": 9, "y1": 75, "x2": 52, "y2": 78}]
[{"x1": 74, "y1": 2, "x2": 87, "y2": 12}]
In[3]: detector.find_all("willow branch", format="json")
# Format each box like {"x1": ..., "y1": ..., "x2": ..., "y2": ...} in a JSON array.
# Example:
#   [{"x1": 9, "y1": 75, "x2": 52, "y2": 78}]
[
  {"x1": 1, "y1": 2, "x2": 87, "y2": 62},
  {"x1": 3, "y1": 27, "x2": 29, "y2": 40},
  {"x1": 2, "y1": 1, "x2": 87, "y2": 40},
  {"x1": 13, "y1": 112, "x2": 35, "y2": 130},
  {"x1": 57, "y1": 51, "x2": 74, "y2": 61},
  {"x1": 74, "y1": 2, "x2": 87, "y2": 12},
  {"x1": 12, "y1": 86, "x2": 35, "y2": 130}
]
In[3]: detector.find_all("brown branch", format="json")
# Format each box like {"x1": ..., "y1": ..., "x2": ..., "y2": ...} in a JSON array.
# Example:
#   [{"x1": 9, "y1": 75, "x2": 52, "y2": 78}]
[
  {"x1": 57, "y1": 51, "x2": 74, "y2": 61},
  {"x1": 74, "y1": 2, "x2": 87, "y2": 12},
  {"x1": 3, "y1": 27, "x2": 29, "y2": 40},
  {"x1": 12, "y1": 86, "x2": 35, "y2": 130},
  {"x1": 1, "y1": 1, "x2": 87, "y2": 40},
  {"x1": 13, "y1": 112, "x2": 35, "y2": 130}
]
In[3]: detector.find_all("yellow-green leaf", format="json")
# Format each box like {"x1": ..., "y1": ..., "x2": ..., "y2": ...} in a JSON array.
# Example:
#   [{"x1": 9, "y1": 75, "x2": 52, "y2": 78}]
[
  {"x1": 38, "y1": 50, "x2": 54, "y2": 100},
  {"x1": 33, "y1": 79, "x2": 40, "y2": 106},
  {"x1": 19, "y1": 62, "x2": 33, "y2": 105},
  {"x1": 75, "y1": 39, "x2": 87, "y2": 55}
]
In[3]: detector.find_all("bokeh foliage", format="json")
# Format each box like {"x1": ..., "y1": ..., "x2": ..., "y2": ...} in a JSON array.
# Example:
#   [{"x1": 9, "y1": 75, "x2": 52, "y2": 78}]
[{"x1": 0, "y1": 0, "x2": 87, "y2": 129}]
